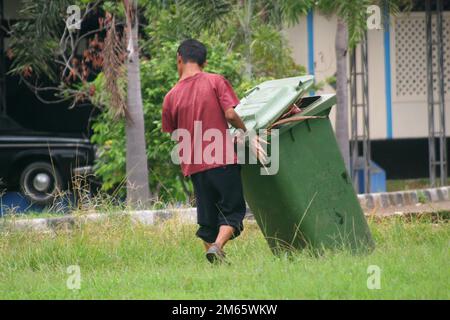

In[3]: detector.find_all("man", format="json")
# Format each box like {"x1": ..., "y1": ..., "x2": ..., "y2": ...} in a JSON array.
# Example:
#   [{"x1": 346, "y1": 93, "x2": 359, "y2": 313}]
[{"x1": 162, "y1": 39, "x2": 261, "y2": 263}]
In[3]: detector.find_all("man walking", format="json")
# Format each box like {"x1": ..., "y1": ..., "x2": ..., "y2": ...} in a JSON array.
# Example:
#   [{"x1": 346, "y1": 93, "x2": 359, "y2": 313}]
[{"x1": 162, "y1": 39, "x2": 258, "y2": 263}]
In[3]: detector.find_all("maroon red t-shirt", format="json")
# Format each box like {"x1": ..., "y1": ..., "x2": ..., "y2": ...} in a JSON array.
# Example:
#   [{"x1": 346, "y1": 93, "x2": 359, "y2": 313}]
[{"x1": 162, "y1": 72, "x2": 240, "y2": 176}]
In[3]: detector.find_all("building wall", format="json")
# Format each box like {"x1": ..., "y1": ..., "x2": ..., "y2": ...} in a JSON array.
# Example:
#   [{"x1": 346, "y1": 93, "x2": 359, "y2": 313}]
[
  {"x1": 367, "y1": 24, "x2": 388, "y2": 139},
  {"x1": 390, "y1": 12, "x2": 450, "y2": 139},
  {"x1": 285, "y1": 11, "x2": 450, "y2": 141}
]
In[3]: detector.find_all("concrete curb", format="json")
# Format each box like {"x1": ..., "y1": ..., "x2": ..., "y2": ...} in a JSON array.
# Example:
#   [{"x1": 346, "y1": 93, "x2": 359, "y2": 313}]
[
  {"x1": 0, "y1": 209, "x2": 199, "y2": 233},
  {"x1": 357, "y1": 186, "x2": 450, "y2": 210},
  {"x1": 1, "y1": 186, "x2": 449, "y2": 233}
]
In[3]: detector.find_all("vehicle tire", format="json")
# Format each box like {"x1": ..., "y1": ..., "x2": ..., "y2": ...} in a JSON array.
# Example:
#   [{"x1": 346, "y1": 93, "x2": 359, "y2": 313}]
[{"x1": 19, "y1": 162, "x2": 62, "y2": 205}]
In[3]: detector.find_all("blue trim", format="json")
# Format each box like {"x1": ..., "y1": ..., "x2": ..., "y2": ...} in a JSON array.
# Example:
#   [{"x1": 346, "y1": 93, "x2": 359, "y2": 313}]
[
  {"x1": 383, "y1": 5, "x2": 393, "y2": 139},
  {"x1": 307, "y1": 10, "x2": 315, "y2": 96}
]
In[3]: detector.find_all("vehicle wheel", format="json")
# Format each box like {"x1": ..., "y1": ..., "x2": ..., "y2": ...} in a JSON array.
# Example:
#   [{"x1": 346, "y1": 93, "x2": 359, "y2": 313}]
[{"x1": 20, "y1": 162, "x2": 62, "y2": 205}]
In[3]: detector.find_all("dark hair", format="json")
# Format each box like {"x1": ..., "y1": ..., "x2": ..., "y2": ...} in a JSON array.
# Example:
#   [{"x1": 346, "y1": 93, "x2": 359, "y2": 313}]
[{"x1": 177, "y1": 39, "x2": 207, "y2": 66}]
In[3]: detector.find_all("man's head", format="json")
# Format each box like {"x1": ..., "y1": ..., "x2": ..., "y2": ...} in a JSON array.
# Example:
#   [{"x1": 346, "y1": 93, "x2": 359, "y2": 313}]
[{"x1": 177, "y1": 39, "x2": 207, "y2": 76}]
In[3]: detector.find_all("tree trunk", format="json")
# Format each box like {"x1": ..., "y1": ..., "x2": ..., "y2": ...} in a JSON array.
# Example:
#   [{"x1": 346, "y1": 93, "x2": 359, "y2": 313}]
[
  {"x1": 243, "y1": 0, "x2": 253, "y2": 79},
  {"x1": 335, "y1": 18, "x2": 350, "y2": 172},
  {"x1": 125, "y1": 0, "x2": 151, "y2": 207}
]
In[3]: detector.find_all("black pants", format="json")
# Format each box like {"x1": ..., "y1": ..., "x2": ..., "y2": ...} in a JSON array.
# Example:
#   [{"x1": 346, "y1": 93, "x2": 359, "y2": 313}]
[{"x1": 191, "y1": 164, "x2": 247, "y2": 244}]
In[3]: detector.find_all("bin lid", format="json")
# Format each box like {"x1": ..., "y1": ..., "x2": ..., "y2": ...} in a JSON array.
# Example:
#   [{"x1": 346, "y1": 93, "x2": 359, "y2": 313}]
[{"x1": 231, "y1": 75, "x2": 314, "y2": 133}]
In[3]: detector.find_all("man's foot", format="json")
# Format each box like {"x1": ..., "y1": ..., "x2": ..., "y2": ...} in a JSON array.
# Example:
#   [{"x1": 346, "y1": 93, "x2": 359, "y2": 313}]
[{"x1": 206, "y1": 243, "x2": 226, "y2": 264}]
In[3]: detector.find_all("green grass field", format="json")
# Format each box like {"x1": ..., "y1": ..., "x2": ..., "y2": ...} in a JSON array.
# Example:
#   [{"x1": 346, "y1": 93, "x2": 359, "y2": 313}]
[
  {"x1": 0, "y1": 214, "x2": 448, "y2": 299},
  {"x1": 386, "y1": 179, "x2": 431, "y2": 192}
]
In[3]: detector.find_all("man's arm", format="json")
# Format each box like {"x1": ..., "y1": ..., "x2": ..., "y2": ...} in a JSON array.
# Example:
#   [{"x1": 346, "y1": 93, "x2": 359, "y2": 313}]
[
  {"x1": 225, "y1": 107, "x2": 267, "y2": 163},
  {"x1": 224, "y1": 108, "x2": 246, "y2": 132},
  {"x1": 217, "y1": 76, "x2": 266, "y2": 162},
  {"x1": 162, "y1": 94, "x2": 176, "y2": 133}
]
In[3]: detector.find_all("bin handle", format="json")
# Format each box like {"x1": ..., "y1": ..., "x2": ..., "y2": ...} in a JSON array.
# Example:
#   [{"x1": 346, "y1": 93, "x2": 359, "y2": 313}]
[
  {"x1": 267, "y1": 115, "x2": 327, "y2": 131},
  {"x1": 243, "y1": 86, "x2": 260, "y2": 98}
]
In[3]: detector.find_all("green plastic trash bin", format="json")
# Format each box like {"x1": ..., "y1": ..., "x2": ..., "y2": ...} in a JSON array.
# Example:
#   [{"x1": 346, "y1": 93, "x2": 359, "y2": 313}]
[{"x1": 234, "y1": 76, "x2": 374, "y2": 254}]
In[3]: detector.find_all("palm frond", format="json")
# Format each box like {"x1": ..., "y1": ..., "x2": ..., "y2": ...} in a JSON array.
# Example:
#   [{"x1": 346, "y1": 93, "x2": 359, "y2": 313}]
[
  {"x1": 279, "y1": 0, "x2": 315, "y2": 26},
  {"x1": 19, "y1": 0, "x2": 72, "y2": 37},
  {"x1": 177, "y1": 0, "x2": 232, "y2": 33},
  {"x1": 317, "y1": 0, "x2": 413, "y2": 47},
  {"x1": 7, "y1": 0, "x2": 73, "y2": 80},
  {"x1": 103, "y1": 15, "x2": 128, "y2": 120}
]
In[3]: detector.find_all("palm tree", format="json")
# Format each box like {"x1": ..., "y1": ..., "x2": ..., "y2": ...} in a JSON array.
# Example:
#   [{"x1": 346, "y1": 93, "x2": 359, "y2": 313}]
[
  {"x1": 334, "y1": 17, "x2": 350, "y2": 170},
  {"x1": 123, "y1": 0, "x2": 151, "y2": 205}
]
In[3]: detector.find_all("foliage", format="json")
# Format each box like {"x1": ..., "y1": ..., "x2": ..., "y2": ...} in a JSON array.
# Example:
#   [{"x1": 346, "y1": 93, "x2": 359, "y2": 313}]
[
  {"x1": 315, "y1": 0, "x2": 413, "y2": 47},
  {"x1": 178, "y1": 0, "x2": 307, "y2": 79},
  {"x1": 179, "y1": 0, "x2": 413, "y2": 49},
  {"x1": 250, "y1": 23, "x2": 303, "y2": 78},
  {"x1": 7, "y1": 0, "x2": 106, "y2": 107},
  {"x1": 7, "y1": 0, "x2": 73, "y2": 81},
  {"x1": 102, "y1": 15, "x2": 127, "y2": 119},
  {"x1": 178, "y1": 0, "x2": 313, "y2": 32}
]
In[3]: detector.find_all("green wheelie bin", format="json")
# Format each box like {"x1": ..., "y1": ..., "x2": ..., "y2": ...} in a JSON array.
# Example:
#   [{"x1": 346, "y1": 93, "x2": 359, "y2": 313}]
[{"x1": 232, "y1": 75, "x2": 374, "y2": 254}]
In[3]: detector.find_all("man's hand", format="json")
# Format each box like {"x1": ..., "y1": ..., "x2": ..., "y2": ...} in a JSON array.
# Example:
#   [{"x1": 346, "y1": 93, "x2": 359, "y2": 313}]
[
  {"x1": 235, "y1": 130, "x2": 268, "y2": 164},
  {"x1": 226, "y1": 108, "x2": 268, "y2": 164},
  {"x1": 249, "y1": 134, "x2": 268, "y2": 164}
]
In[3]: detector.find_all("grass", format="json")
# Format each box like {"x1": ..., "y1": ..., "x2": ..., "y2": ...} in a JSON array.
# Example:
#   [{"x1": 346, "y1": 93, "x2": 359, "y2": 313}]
[
  {"x1": 385, "y1": 178, "x2": 447, "y2": 192},
  {"x1": 0, "y1": 211, "x2": 68, "y2": 219},
  {"x1": 0, "y1": 214, "x2": 448, "y2": 300}
]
